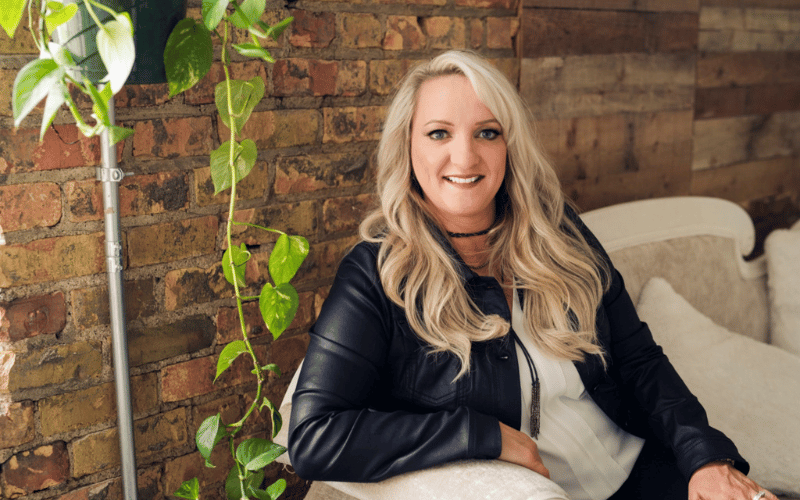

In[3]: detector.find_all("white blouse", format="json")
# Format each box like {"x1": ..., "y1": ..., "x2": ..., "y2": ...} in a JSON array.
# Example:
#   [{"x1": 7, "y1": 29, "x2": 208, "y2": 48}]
[{"x1": 512, "y1": 291, "x2": 645, "y2": 500}]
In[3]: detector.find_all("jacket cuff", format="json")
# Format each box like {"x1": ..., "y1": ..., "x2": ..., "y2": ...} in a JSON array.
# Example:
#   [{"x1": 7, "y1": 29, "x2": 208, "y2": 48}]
[{"x1": 469, "y1": 411, "x2": 503, "y2": 459}]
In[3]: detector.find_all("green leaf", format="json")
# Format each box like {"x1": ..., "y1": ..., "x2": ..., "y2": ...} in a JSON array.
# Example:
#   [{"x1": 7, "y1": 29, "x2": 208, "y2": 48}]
[
  {"x1": 215, "y1": 339, "x2": 247, "y2": 382},
  {"x1": 165, "y1": 18, "x2": 213, "y2": 97},
  {"x1": 261, "y1": 363, "x2": 281, "y2": 377},
  {"x1": 259, "y1": 396, "x2": 282, "y2": 439},
  {"x1": 268, "y1": 234, "x2": 309, "y2": 286},
  {"x1": 201, "y1": 0, "x2": 228, "y2": 31},
  {"x1": 265, "y1": 17, "x2": 292, "y2": 41},
  {"x1": 267, "y1": 478, "x2": 287, "y2": 500},
  {"x1": 40, "y1": 80, "x2": 66, "y2": 140},
  {"x1": 174, "y1": 477, "x2": 200, "y2": 500},
  {"x1": 225, "y1": 468, "x2": 264, "y2": 500},
  {"x1": 231, "y1": 43, "x2": 274, "y2": 63},
  {"x1": 248, "y1": 487, "x2": 272, "y2": 500},
  {"x1": 229, "y1": 0, "x2": 265, "y2": 29},
  {"x1": 96, "y1": 13, "x2": 135, "y2": 93},
  {"x1": 86, "y1": 81, "x2": 110, "y2": 126},
  {"x1": 259, "y1": 282, "x2": 299, "y2": 339},
  {"x1": 13, "y1": 58, "x2": 63, "y2": 127},
  {"x1": 45, "y1": 2, "x2": 78, "y2": 33},
  {"x1": 236, "y1": 438, "x2": 286, "y2": 472},
  {"x1": 215, "y1": 77, "x2": 265, "y2": 136},
  {"x1": 222, "y1": 242, "x2": 251, "y2": 288},
  {"x1": 108, "y1": 125, "x2": 134, "y2": 145},
  {"x1": 196, "y1": 414, "x2": 227, "y2": 462},
  {"x1": 0, "y1": 0, "x2": 26, "y2": 38},
  {"x1": 210, "y1": 139, "x2": 257, "y2": 195}
]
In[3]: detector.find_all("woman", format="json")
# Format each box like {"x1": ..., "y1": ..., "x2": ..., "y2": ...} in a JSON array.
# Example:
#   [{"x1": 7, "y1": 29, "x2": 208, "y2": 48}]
[{"x1": 288, "y1": 50, "x2": 775, "y2": 500}]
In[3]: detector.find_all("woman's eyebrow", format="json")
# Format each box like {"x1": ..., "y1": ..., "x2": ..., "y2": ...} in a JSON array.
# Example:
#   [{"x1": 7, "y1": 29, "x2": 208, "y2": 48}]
[{"x1": 422, "y1": 119, "x2": 501, "y2": 127}]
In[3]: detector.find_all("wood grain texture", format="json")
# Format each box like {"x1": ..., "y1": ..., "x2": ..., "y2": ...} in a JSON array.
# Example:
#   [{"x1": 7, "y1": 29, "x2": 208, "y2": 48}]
[
  {"x1": 522, "y1": 9, "x2": 697, "y2": 57},
  {"x1": 563, "y1": 167, "x2": 692, "y2": 211},
  {"x1": 701, "y1": 0, "x2": 800, "y2": 9},
  {"x1": 700, "y1": 7, "x2": 800, "y2": 51},
  {"x1": 695, "y1": 83, "x2": 800, "y2": 119},
  {"x1": 521, "y1": 54, "x2": 695, "y2": 119},
  {"x1": 536, "y1": 111, "x2": 693, "y2": 182},
  {"x1": 692, "y1": 111, "x2": 800, "y2": 170},
  {"x1": 696, "y1": 51, "x2": 800, "y2": 87},
  {"x1": 690, "y1": 156, "x2": 800, "y2": 204},
  {"x1": 523, "y1": 0, "x2": 699, "y2": 12}
]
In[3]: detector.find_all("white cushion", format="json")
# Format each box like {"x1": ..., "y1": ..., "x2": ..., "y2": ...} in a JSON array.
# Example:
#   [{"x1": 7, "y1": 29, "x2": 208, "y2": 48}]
[
  {"x1": 637, "y1": 278, "x2": 800, "y2": 496},
  {"x1": 765, "y1": 229, "x2": 800, "y2": 357}
]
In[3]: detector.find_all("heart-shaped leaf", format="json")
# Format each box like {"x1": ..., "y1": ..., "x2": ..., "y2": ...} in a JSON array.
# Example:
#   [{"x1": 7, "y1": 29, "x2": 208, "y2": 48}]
[
  {"x1": 165, "y1": 18, "x2": 213, "y2": 97},
  {"x1": 215, "y1": 340, "x2": 247, "y2": 382},
  {"x1": 40, "y1": 80, "x2": 67, "y2": 140},
  {"x1": 259, "y1": 282, "x2": 299, "y2": 339},
  {"x1": 225, "y1": 467, "x2": 264, "y2": 500},
  {"x1": 174, "y1": 478, "x2": 200, "y2": 500},
  {"x1": 96, "y1": 13, "x2": 135, "y2": 93},
  {"x1": 210, "y1": 139, "x2": 257, "y2": 195},
  {"x1": 222, "y1": 242, "x2": 251, "y2": 288},
  {"x1": 236, "y1": 438, "x2": 286, "y2": 472},
  {"x1": 13, "y1": 58, "x2": 63, "y2": 127},
  {"x1": 45, "y1": 2, "x2": 78, "y2": 33},
  {"x1": 229, "y1": 0, "x2": 265, "y2": 29},
  {"x1": 215, "y1": 77, "x2": 265, "y2": 136},
  {"x1": 0, "y1": 0, "x2": 26, "y2": 38},
  {"x1": 259, "y1": 395, "x2": 282, "y2": 438},
  {"x1": 196, "y1": 413, "x2": 226, "y2": 461},
  {"x1": 267, "y1": 479, "x2": 287, "y2": 500},
  {"x1": 201, "y1": 0, "x2": 228, "y2": 31},
  {"x1": 268, "y1": 234, "x2": 309, "y2": 286}
]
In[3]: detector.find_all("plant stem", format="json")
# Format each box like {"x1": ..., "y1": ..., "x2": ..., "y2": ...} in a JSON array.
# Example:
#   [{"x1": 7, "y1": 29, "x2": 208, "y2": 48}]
[
  {"x1": 82, "y1": 0, "x2": 109, "y2": 35},
  {"x1": 232, "y1": 222, "x2": 285, "y2": 234}
]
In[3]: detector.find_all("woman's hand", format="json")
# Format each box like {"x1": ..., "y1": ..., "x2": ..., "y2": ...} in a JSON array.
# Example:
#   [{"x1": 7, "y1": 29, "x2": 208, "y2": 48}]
[
  {"x1": 688, "y1": 462, "x2": 778, "y2": 500},
  {"x1": 497, "y1": 421, "x2": 550, "y2": 479}
]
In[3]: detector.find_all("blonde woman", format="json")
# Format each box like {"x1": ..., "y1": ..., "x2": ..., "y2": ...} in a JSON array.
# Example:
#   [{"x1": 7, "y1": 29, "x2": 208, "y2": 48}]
[{"x1": 288, "y1": 51, "x2": 774, "y2": 500}]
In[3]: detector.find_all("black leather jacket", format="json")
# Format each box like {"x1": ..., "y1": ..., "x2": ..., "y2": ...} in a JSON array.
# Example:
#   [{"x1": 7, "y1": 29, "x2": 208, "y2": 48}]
[{"x1": 288, "y1": 209, "x2": 748, "y2": 484}]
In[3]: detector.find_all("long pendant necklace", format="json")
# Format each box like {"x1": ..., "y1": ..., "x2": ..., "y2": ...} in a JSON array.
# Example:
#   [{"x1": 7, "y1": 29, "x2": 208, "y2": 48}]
[{"x1": 513, "y1": 332, "x2": 540, "y2": 438}]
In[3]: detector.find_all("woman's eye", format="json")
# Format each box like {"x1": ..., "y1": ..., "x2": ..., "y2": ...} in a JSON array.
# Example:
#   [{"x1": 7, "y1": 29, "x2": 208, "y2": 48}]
[
  {"x1": 428, "y1": 130, "x2": 447, "y2": 140},
  {"x1": 478, "y1": 129, "x2": 501, "y2": 140}
]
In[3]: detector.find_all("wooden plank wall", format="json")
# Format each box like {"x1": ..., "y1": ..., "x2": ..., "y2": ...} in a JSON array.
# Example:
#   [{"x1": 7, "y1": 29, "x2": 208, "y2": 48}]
[{"x1": 520, "y1": 0, "x2": 800, "y2": 240}]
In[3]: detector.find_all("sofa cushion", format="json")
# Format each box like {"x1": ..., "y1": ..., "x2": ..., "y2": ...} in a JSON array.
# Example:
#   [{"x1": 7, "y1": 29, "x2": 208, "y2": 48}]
[
  {"x1": 637, "y1": 277, "x2": 800, "y2": 496},
  {"x1": 765, "y1": 229, "x2": 800, "y2": 357}
]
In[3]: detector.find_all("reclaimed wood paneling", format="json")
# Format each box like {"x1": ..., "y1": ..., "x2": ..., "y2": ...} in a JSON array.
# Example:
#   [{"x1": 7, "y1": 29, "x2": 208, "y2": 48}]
[
  {"x1": 563, "y1": 168, "x2": 692, "y2": 211},
  {"x1": 536, "y1": 111, "x2": 693, "y2": 182},
  {"x1": 696, "y1": 83, "x2": 800, "y2": 119},
  {"x1": 523, "y1": 0, "x2": 699, "y2": 12},
  {"x1": 522, "y1": 9, "x2": 697, "y2": 57},
  {"x1": 690, "y1": 157, "x2": 800, "y2": 204},
  {"x1": 696, "y1": 51, "x2": 800, "y2": 87},
  {"x1": 521, "y1": 54, "x2": 694, "y2": 119},
  {"x1": 700, "y1": 7, "x2": 800, "y2": 51},
  {"x1": 692, "y1": 111, "x2": 800, "y2": 170},
  {"x1": 702, "y1": 0, "x2": 800, "y2": 9}
]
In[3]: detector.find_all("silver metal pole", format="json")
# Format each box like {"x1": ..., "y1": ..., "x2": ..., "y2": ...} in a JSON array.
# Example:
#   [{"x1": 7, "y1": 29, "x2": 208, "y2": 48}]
[{"x1": 99, "y1": 100, "x2": 139, "y2": 500}]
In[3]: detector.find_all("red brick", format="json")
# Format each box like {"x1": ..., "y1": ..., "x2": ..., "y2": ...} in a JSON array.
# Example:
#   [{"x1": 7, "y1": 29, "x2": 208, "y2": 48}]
[
  {"x1": 0, "y1": 70, "x2": 16, "y2": 117},
  {"x1": 0, "y1": 125, "x2": 101, "y2": 175},
  {"x1": 486, "y1": 17, "x2": 519, "y2": 49},
  {"x1": 290, "y1": 10, "x2": 335, "y2": 48},
  {"x1": 230, "y1": 201, "x2": 318, "y2": 246},
  {"x1": 274, "y1": 152, "x2": 371, "y2": 194},
  {"x1": 133, "y1": 117, "x2": 214, "y2": 158},
  {"x1": 164, "y1": 265, "x2": 231, "y2": 311},
  {"x1": 2, "y1": 442, "x2": 69, "y2": 497},
  {"x1": 71, "y1": 279, "x2": 158, "y2": 330},
  {"x1": 0, "y1": 292, "x2": 65, "y2": 342},
  {"x1": 270, "y1": 334, "x2": 310, "y2": 376},
  {"x1": 0, "y1": 402, "x2": 34, "y2": 449},
  {"x1": 126, "y1": 216, "x2": 218, "y2": 268},
  {"x1": 6, "y1": 341, "x2": 102, "y2": 392},
  {"x1": 185, "y1": 61, "x2": 268, "y2": 105},
  {"x1": 456, "y1": 0, "x2": 514, "y2": 6},
  {"x1": 336, "y1": 60, "x2": 367, "y2": 96},
  {"x1": 0, "y1": 16, "x2": 39, "y2": 54},
  {"x1": 160, "y1": 353, "x2": 254, "y2": 403},
  {"x1": 323, "y1": 194, "x2": 377, "y2": 234},
  {"x1": 163, "y1": 445, "x2": 234, "y2": 496},
  {"x1": 115, "y1": 83, "x2": 171, "y2": 107},
  {"x1": 384, "y1": 16, "x2": 426, "y2": 50},
  {"x1": 324, "y1": 106, "x2": 387, "y2": 144},
  {"x1": 195, "y1": 160, "x2": 269, "y2": 207},
  {"x1": 217, "y1": 301, "x2": 268, "y2": 345},
  {"x1": 218, "y1": 109, "x2": 320, "y2": 150},
  {"x1": 296, "y1": 236, "x2": 359, "y2": 284},
  {"x1": 0, "y1": 232, "x2": 105, "y2": 288},
  {"x1": 369, "y1": 59, "x2": 418, "y2": 95},
  {"x1": 128, "y1": 315, "x2": 216, "y2": 367},
  {"x1": 470, "y1": 19, "x2": 484, "y2": 49},
  {"x1": 340, "y1": 13, "x2": 382, "y2": 48},
  {"x1": 0, "y1": 183, "x2": 61, "y2": 232},
  {"x1": 423, "y1": 17, "x2": 467, "y2": 49},
  {"x1": 59, "y1": 467, "x2": 163, "y2": 500},
  {"x1": 273, "y1": 59, "x2": 338, "y2": 96}
]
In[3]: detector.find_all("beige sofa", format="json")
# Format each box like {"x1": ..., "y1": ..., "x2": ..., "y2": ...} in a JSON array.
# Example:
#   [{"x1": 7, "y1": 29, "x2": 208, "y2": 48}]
[{"x1": 276, "y1": 196, "x2": 800, "y2": 500}]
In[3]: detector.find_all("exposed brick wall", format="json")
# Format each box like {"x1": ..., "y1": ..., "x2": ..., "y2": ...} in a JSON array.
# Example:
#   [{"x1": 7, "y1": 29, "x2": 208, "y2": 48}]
[
  {"x1": 521, "y1": 0, "x2": 800, "y2": 241},
  {"x1": 0, "y1": 0, "x2": 518, "y2": 498}
]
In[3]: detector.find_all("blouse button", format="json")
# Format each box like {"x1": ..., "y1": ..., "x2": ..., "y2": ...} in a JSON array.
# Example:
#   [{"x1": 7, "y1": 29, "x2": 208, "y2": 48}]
[{"x1": 498, "y1": 354, "x2": 509, "y2": 361}]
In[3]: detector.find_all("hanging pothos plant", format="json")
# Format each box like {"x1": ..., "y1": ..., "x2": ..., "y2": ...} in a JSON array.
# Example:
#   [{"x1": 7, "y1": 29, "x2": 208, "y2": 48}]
[{"x1": 2, "y1": 1, "x2": 303, "y2": 499}]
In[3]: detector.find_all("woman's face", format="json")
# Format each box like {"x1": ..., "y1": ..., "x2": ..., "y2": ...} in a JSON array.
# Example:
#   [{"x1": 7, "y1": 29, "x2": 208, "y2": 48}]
[{"x1": 409, "y1": 74, "x2": 507, "y2": 233}]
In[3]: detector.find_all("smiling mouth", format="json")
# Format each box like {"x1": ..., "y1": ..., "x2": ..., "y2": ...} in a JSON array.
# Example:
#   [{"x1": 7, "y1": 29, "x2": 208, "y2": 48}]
[{"x1": 444, "y1": 175, "x2": 482, "y2": 184}]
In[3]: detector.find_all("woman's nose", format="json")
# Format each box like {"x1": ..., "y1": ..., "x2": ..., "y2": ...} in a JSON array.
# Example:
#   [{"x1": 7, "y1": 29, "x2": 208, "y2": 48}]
[{"x1": 450, "y1": 135, "x2": 478, "y2": 167}]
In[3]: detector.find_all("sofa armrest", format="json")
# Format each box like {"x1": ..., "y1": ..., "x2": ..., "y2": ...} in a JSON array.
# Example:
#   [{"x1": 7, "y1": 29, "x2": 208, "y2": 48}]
[{"x1": 275, "y1": 364, "x2": 568, "y2": 500}]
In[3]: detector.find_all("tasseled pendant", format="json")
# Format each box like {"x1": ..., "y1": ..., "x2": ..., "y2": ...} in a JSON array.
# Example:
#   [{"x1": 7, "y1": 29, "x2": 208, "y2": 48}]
[{"x1": 530, "y1": 379, "x2": 540, "y2": 439}]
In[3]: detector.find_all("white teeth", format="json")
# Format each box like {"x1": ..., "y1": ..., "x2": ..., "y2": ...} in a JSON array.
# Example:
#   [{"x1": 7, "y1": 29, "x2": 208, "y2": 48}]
[{"x1": 445, "y1": 176, "x2": 480, "y2": 184}]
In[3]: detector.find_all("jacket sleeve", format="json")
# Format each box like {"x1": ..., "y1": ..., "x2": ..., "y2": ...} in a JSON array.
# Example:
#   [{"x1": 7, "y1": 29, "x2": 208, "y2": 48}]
[
  {"x1": 567, "y1": 205, "x2": 749, "y2": 480},
  {"x1": 287, "y1": 243, "x2": 502, "y2": 482}
]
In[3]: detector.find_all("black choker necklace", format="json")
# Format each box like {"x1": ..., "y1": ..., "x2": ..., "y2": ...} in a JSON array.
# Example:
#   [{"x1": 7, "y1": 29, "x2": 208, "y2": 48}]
[{"x1": 446, "y1": 227, "x2": 492, "y2": 238}]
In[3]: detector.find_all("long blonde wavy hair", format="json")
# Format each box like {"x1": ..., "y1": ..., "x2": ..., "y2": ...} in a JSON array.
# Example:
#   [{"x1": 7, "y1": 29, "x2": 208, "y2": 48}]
[{"x1": 360, "y1": 51, "x2": 609, "y2": 379}]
